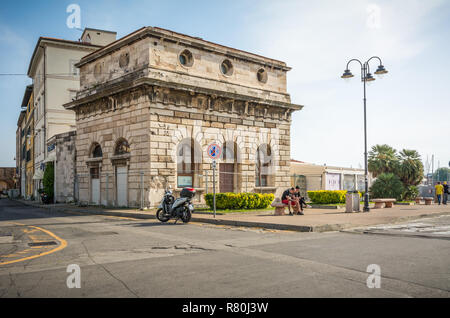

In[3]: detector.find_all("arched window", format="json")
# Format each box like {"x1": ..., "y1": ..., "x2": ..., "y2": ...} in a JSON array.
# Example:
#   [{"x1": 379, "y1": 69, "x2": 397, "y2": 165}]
[
  {"x1": 92, "y1": 143, "x2": 103, "y2": 158},
  {"x1": 177, "y1": 138, "x2": 202, "y2": 188},
  {"x1": 255, "y1": 144, "x2": 273, "y2": 187},
  {"x1": 222, "y1": 141, "x2": 237, "y2": 162},
  {"x1": 114, "y1": 138, "x2": 130, "y2": 156}
]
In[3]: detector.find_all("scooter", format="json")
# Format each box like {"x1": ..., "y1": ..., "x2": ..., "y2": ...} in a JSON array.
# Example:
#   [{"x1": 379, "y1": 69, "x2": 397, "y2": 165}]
[
  {"x1": 40, "y1": 191, "x2": 52, "y2": 204},
  {"x1": 156, "y1": 187, "x2": 195, "y2": 223}
]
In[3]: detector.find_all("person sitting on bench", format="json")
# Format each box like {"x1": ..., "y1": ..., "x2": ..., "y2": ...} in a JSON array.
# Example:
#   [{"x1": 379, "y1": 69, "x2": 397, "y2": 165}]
[
  {"x1": 281, "y1": 188, "x2": 300, "y2": 215},
  {"x1": 293, "y1": 186, "x2": 306, "y2": 215}
]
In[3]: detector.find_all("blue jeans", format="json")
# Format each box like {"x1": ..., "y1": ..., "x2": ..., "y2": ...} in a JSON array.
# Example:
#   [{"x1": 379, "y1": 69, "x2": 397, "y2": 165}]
[{"x1": 437, "y1": 194, "x2": 441, "y2": 204}]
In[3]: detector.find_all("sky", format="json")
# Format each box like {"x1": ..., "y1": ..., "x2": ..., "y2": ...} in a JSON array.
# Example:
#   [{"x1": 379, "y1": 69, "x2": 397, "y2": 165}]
[{"x1": 1, "y1": 0, "x2": 449, "y2": 172}]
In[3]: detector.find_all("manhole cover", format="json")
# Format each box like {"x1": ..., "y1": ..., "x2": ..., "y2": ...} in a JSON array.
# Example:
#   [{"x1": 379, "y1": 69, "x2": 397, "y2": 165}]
[{"x1": 28, "y1": 241, "x2": 57, "y2": 247}]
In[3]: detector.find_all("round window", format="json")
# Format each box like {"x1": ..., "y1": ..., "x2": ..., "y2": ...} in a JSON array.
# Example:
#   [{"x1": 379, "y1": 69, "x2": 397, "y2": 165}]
[
  {"x1": 257, "y1": 68, "x2": 268, "y2": 83},
  {"x1": 179, "y1": 49, "x2": 194, "y2": 67},
  {"x1": 119, "y1": 52, "x2": 130, "y2": 69},
  {"x1": 220, "y1": 59, "x2": 233, "y2": 76}
]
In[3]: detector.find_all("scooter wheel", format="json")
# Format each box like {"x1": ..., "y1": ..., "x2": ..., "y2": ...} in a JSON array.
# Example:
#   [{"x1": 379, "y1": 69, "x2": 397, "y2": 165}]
[
  {"x1": 156, "y1": 208, "x2": 170, "y2": 222},
  {"x1": 181, "y1": 209, "x2": 192, "y2": 223}
]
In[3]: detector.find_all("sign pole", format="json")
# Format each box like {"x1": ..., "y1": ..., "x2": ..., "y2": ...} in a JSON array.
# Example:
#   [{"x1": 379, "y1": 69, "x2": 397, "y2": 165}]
[
  {"x1": 207, "y1": 143, "x2": 221, "y2": 219},
  {"x1": 213, "y1": 160, "x2": 216, "y2": 218}
]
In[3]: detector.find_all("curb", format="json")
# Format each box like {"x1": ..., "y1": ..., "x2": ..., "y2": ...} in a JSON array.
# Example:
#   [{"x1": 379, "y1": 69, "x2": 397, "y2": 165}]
[
  {"x1": 12, "y1": 199, "x2": 450, "y2": 234},
  {"x1": 13, "y1": 199, "x2": 344, "y2": 232},
  {"x1": 309, "y1": 205, "x2": 344, "y2": 210}
]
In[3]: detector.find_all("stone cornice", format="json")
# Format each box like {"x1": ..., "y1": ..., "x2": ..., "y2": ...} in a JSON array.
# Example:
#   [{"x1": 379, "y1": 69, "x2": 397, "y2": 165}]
[
  {"x1": 71, "y1": 85, "x2": 298, "y2": 123},
  {"x1": 64, "y1": 74, "x2": 303, "y2": 112}
]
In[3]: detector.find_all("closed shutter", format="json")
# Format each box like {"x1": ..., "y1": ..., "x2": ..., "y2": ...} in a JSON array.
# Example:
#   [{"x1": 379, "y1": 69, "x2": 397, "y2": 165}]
[
  {"x1": 116, "y1": 166, "x2": 128, "y2": 207},
  {"x1": 219, "y1": 163, "x2": 234, "y2": 193}
]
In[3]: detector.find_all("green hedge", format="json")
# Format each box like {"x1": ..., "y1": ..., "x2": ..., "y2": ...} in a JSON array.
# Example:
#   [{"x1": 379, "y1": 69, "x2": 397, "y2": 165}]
[
  {"x1": 307, "y1": 190, "x2": 362, "y2": 204},
  {"x1": 204, "y1": 192, "x2": 275, "y2": 210}
]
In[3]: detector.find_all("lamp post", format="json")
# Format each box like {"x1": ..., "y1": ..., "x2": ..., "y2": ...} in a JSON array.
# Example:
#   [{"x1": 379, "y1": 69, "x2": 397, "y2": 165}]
[{"x1": 341, "y1": 57, "x2": 388, "y2": 212}]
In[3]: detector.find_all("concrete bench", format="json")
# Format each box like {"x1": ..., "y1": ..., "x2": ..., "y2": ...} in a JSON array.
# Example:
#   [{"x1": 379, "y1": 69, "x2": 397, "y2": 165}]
[
  {"x1": 372, "y1": 198, "x2": 396, "y2": 209},
  {"x1": 424, "y1": 197, "x2": 434, "y2": 205},
  {"x1": 271, "y1": 198, "x2": 287, "y2": 216},
  {"x1": 415, "y1": 197, "x2": 423, "y2": 204}
]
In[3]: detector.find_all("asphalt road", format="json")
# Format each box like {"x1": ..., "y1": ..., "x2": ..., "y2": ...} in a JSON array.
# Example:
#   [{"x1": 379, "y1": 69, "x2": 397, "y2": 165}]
[{"x1": 0, "y1": 199, "x2": 449, "y2": 297}]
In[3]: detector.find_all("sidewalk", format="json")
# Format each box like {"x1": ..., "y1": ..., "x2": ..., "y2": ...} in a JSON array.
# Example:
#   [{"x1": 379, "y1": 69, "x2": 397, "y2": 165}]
[{"x1": 12, "y1": 199, "x2": 450, "y2": 232}]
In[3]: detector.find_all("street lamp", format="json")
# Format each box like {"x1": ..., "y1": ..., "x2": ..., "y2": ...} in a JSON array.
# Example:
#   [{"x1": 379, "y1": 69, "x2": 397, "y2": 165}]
[{"x1": 341, "y1": 56, "x2": 388, "y2": 212}]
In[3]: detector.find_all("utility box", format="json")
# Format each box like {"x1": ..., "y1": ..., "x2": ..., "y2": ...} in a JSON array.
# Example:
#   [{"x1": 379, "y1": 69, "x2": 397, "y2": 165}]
[{"x1": 346, "y1": 191, "x2": 360, "y2": 212}]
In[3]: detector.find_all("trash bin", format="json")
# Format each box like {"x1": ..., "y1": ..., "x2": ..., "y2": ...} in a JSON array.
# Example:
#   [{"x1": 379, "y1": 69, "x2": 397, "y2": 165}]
[
  {"x1": 346, "y1": 191, "x2": 360, "y2": 212},
  {"x1": 352, "y1": 191, "x2": 360, "y2": 212}
]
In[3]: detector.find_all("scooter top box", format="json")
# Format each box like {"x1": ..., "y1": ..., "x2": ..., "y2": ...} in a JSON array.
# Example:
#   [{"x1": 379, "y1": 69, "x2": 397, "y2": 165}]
[{"x1": 180, "y1": 188, "x2": 196, "y2": 198}]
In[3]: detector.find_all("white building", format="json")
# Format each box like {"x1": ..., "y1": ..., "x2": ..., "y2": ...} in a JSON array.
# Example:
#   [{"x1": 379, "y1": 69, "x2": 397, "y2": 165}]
[
  {"x1": 27, "y1": 29, "x2": 116, "y2": 197},
  {"x1": 290, "y1": 159, "x2": 372, "y2": 196}
]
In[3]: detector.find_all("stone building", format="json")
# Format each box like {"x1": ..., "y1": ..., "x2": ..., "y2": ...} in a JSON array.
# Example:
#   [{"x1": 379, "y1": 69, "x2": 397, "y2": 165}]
[
  {"x1": 0, "y1": 168, "x2": 15, "y2": 192},
  {"x1": 64, "y1": 26, "x2": 302, "y2": 208},
  {"x1": 46, "y1": 131, "x2": 77, "y2": 203}
]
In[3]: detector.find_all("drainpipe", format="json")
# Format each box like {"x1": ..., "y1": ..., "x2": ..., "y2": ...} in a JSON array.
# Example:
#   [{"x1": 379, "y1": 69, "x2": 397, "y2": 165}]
[{"x1": 43, "y1": 45, "x2": 47, "y2": 160}]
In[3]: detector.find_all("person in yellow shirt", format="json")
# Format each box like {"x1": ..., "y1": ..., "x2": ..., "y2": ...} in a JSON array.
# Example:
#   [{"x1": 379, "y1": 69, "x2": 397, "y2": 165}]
[{"x1": 435, "y1": 182, "x2": 444, "y2": 205}]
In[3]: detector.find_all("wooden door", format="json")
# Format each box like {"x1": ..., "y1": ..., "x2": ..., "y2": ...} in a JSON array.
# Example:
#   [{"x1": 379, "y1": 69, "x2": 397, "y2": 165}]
[{"x1": 220, "y1": 163, "x2": 234, "y2": 193}]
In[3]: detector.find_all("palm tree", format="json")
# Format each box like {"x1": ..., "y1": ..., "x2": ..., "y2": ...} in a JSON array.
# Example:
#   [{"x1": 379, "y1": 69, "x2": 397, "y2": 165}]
[
  {"x1": 368, "y1": 144, "x2": 399, "y2": 178},
  {"x1": 397, "y1": 149, "x2": 424, "y2": 186}
]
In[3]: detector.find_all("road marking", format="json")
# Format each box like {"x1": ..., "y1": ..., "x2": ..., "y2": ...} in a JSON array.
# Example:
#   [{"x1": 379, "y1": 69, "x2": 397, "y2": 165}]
[{"x1": 0, "y1": 222, "x2": 67, "y2": 266}]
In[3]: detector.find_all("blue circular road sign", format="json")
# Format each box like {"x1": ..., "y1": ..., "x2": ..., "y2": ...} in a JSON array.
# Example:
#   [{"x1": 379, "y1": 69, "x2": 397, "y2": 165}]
[{"x1": 207, "y1": 143, "x2": 222, "y2": 160}]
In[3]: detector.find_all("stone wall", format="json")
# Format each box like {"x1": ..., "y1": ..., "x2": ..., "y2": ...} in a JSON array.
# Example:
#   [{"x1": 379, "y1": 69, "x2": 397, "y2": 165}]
[
  {"x1": 73, "y1": 84, "x2": 292, "y2": 208},
  {"x1": 75, "y1": 87, "x2": 151, "y2": 207},
  {"x1": 147, "y1": 88, "x2": 292, "y2": 205},
  {"x1": 76, "y1": 27, "x2": 291, "y2": 106},
  {"x1": 54, "y1": 131, "x2": 77, "y2": 203}
]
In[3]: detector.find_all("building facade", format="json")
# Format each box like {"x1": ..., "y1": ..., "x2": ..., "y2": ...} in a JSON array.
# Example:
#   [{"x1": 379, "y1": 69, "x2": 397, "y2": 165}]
[
  {"x1": 65, "y1": 26, "x2": 302, "y2": 208},
  {"x1": 0, "y1": 168, "x2": 15, "y2": 192},
  {"x1": 22, "y1": 85, "x2": 35, "y2": 199},
  {"x1": 16, "y1": 110, "x2": 26, "y2": 196},
  {"x1": 290, "y1": 160, "x2": 372, "y2": 198},
  {"x1": 26, "y1": 29, "x2": 116, "y2": 199}
]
